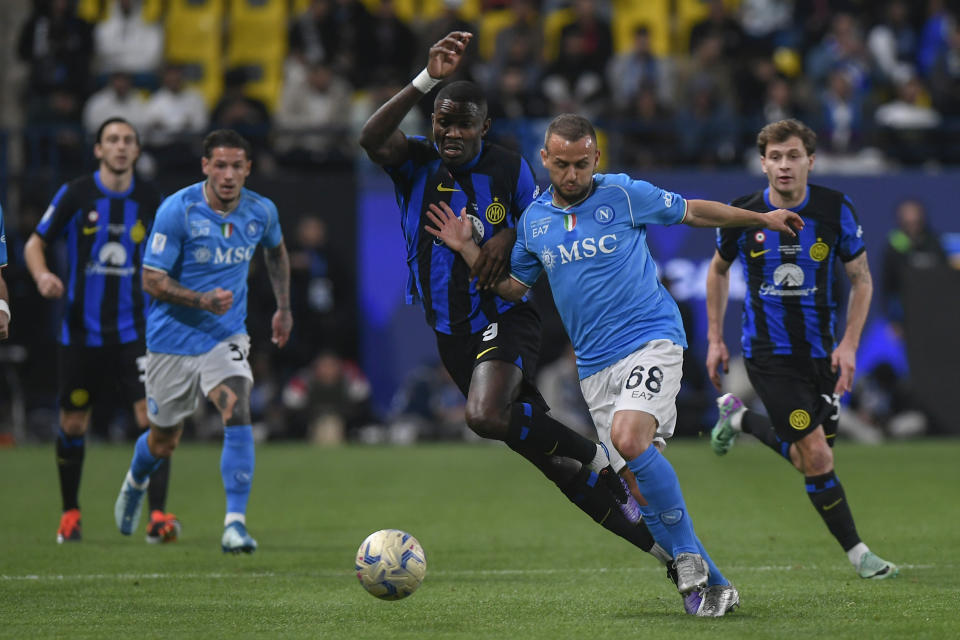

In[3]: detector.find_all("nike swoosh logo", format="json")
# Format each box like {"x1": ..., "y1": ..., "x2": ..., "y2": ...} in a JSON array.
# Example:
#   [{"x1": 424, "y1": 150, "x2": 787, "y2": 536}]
[
  {"x1": 82, "y1": 226, "x2": 100, "y2": 236},
  {"x1": 476, "y1": 346, "x2": 498, "y2": 359},
  {"x1": 749, "y1": 249, "x2": 770, "y2": 258},
  {"x1": 437, "y1": 184, "x2": 461, "y2": 192},
  {"x1": 823, "y1": 498, "x2": 844, "y2": 511}
]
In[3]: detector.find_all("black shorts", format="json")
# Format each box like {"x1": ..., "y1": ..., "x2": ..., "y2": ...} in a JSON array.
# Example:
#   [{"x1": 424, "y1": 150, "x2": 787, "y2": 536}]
[
  {"x1": 434, "y1": 303, "x2": 548, "y2": 411},
  {"x1": 58, "y1": 340, "x2": 147, "y2": 412},
  {"x1": 745, "y1": 353, "x2": 840, "y2": 445}
]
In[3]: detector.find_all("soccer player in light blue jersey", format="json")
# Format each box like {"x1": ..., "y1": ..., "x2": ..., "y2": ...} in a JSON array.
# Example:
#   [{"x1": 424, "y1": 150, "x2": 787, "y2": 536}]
[
  {"x1": 426, "y1": 113, "x2": 804, "y2": 617},
  {"x1": 0, "y1": 203, "x2": 9, "y2": 341},
  {"x1": 114, "y1": 129, "x2": 292, "y2": 553}
]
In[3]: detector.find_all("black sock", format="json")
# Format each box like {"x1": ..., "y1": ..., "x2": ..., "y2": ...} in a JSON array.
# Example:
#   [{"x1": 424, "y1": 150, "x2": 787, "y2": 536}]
[
  {"x1": 506, "y1": 402, "x2": 597, "y2": 465},
  {"x1": 805, "y1": 471, "x2": 862, "y2": 551},
  {"x1": 55, "y1": 429, "x2": 85, "y2": 512},
  {"x1": 507, "y1": 442, "x2": 656, "y2": 553},
  {"x1": 742, "y1": 410, "x2": 792, "y2": 461},
  {"x1": 147, "y1": 457, "x2": 170, "y2": 513}
]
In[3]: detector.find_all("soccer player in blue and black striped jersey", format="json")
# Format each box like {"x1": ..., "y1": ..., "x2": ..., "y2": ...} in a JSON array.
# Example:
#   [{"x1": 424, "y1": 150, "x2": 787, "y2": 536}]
[
  {"x1": 24, "y1": 117, "x2": 180, "y2": 545},
  {"x1": 705, "y1": 118, "x2": 898, "y2": 580},
  {"x1": 360, "y1": 32, "x2": 688, "y2": 599}
]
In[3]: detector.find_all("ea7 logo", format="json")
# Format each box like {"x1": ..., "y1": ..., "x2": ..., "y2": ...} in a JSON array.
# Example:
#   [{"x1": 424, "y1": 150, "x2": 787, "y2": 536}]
[
  {"x1": 532, "y1": 224, "x2": 549, "y2": 237},
  {"x1": 557, "y1": 234, "x2": 618, "y2": 264},
  {"x1": 214, "y1": 245, "x2": 256, "y2": 264}
]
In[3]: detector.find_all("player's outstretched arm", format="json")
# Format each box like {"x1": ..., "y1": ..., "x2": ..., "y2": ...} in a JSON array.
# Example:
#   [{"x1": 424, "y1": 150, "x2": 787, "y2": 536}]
[
  {"x1": 424, "y1": 202, "x2": 528, "y2": 301},
  {"x1": 142, "y1": 266, "x2": 233, "y2": 315},
  {"x1": 705, "y1": 252, "x2": 733, "y2": 391},
  {"x1": 685, "y1": 200, "x2": 804, "y2": 236},
  {"x1": 24, "y1": 233, "x2": 65, "y2": 299},
  {"x1": 264, "y1": 242, "x2": 292, "y2": 348},
  {"x1": 0, "y1": 270, "x2": 9, "y2": 341},
  {"x1": 832, "y1": 252, "x2": 873, "y2": 395},
  {"x1": 359, "y1": 31, "x2": 473, "y2": 167}
]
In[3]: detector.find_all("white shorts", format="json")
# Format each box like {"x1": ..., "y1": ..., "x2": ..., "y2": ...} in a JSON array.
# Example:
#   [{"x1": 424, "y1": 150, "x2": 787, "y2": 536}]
[
  {"x1": 145, "y1": 335, "x2": 253, "y2": 428},
  {"x1": 579, "y1": 339, "x2": 684, "y2": 472}
]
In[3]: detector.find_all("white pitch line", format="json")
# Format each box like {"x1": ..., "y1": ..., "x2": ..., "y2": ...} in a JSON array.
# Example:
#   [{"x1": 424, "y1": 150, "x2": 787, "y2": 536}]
[{"x1": 0, "y1": 564, "x2": 939, "y2": 582}]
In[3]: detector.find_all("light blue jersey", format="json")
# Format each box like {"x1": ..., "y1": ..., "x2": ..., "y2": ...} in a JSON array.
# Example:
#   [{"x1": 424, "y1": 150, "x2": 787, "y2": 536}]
[
  {"x1": 143, "y1": 182, "x2": 282, "y2": 355},
  {"x1": 0, "y1": 203, "x2": 7, "y2": 267},
  {"x1": 511, "y1": 173, "x2": 688, "y2": 379}
]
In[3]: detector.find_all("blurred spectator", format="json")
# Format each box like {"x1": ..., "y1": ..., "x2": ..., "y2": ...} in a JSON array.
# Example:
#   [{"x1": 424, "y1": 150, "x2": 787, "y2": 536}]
[
  {"x1": 618, "y1": 84, "x2": 677, "y2": 168},
  {"x1": 536, "y1": 344, "x2": 593, "y2": 439},
  {"x1": 274, "y1": 62, "x2": 352, "y2": 165},
  {"x1": 282, "y1": 351, "x2": 378, "y2": 443},
  {"x1": 487, "y1": 63, "x2": 549, "y2": 120},
  {"x1": 386, "y1": 360, "x2": 466, "y2": 442},
  {"x1": 805, "y1": 12, "x2": 872, "y2": 93},
  {"x1": 140, "y1": 64, "x2": 208, "y2": 156},
  {"x1": 674, "y1": 32, "x2": 735, "y2": 112},
  {"x1": 18, "y1": 0, "x2": 94, "y2": 110},
  {"x1": 210, "y1": 69, "x2": 271, "y2": 163},
  {"x1": 482, "y1": 29, "x2": 543, "y2": 96},
  {"x1": 607, "y1": 26, "x2": 673, "y2": 114},
  {"x1": 92, "y1": 0, "x2": 163, "y2": 86},
  {"x1": 558, "y1": 0, "x2": 613, "y2": 73},
  {"x1": 875, "y1": 75, "x2": 941, "y2": 164},
  {"x1": 285, "y1": 215, "x2": 350, "y2": 364},
  {"x1": 675, "y1": 76, "x2": 738, "y2": 166},
  {"x1": 930, "y1": 18, "x2": 960, "y2": 113},
  {"x1": 738, "y1": 0, "x2": 795, "y2": 54},
  {"x1": 881, "y1": 199, "x2": 948, "y2": 330},
  {"x1": 17, "y1": 0, "x2": 94, "y2": 169},
  {"x1": 815, "y1": 67, "x2": 867, "y2": 153},
  {"x1": 867, "y1": 0, "x2": 920, "y2": 87},
  {"x1": 917, "y1": 0, "x2": 954, "y2": 76},
  {"x1": 355, "y1": 0, "x2": 416, "y2": 89},
  {"x1": 689, "y1": 0, "x2": 746, "y2": 58},
  {"x1": 81, "y1": 71, "x2": 146, "y2": 136},
  {"x1": 541, "y1": 28, "x2": 609, "y2": 118},
  {"x1": 490, "y1": 0, "x2": 542, "y2": 73},
  {"x1": 288, "y1": 0, "x2": 338, "y2": 67},
  {"x1": 761, "y1": 76, "x2": 806, "y2": 124},
  {"x1": 850, "y1": 362, "x2": 928, "y2": 439}
]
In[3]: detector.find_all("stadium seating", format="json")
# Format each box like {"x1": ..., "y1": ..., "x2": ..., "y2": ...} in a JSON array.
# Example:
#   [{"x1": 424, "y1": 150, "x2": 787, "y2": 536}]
[
  {"x1": 674, "y1": 0, "x2": 741, "y2": 53},
  {"x1": 164, "y1": 0, "x2": 226, "y2": 108},
  {"x1": 611, "y1": 0, "x2": 670, "y2": 57},
  {"x1": 226, "y1": 0, "x2": 289, "y2": 111},
  {"x1": 76, "y1": 0, "x2": 164, "y2": 22}
]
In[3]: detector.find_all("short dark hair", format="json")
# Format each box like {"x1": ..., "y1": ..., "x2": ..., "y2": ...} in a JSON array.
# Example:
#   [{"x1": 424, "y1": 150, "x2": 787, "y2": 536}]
[
  {"x1": 434, "y1": 80, "x2": 488, "y2": 119},
  {"x1": 757, "y1": 118, "x2": 816, "y2": 156},
  {"x1": 96, "y1": 117, "x2": 140, "y2": 146},
  {"x1": 543, "y1": 113, "x2": 596, "y2": 148},
  {"x1": 202, "y1": 129, "x2": 253, "y2": 160}
]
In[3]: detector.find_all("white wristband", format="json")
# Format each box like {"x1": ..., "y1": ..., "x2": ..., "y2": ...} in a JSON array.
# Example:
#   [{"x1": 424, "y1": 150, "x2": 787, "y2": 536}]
[
  {"x1": 0, "y1": 299, "x2": 9, "y2": 322},
  {"x1": 411, "y1": 68, "x2": 441, "y2": 94}
]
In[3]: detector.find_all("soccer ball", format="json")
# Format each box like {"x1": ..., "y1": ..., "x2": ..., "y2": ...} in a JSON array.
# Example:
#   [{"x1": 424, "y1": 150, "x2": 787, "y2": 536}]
[{"x1": 354, "y1": 529, "x2": 427, "y2": 600}]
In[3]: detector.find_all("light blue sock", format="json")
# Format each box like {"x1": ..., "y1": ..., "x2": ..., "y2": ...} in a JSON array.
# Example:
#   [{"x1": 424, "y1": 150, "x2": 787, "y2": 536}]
[
  {"x1": 130, "y1": 431, "x2": 163, "y2": 485},
  {"x1": 627, "y1": 446, "x2": 699, "y2": 556},
  {"x1": 696, "y1": 536, "x2": 728, "y2": 586},
  {"x1": 221, "y1": 425, "x2": 255, "y2": 517}
]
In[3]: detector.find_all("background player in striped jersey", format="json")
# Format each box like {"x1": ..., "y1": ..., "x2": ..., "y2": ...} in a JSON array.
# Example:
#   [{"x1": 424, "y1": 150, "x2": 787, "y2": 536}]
[
  {"x1": 426, "y1": 113, "x2": 804, "y2": 616},
  {"x1": 24, "y1": 117, "x2": 179, "y2": 545},
  {"x1": 705, "y1": 118, "x2": 898, "y2": 580},
  {"x1": 113, "y1": 129, "x2": 292, "y2": 554},
  {"x1": 360, "y1": 32, "x2": 699, "y2": 606},
  {"x1": 0, "y1": 203, "x2": 9, "y2": 341}
]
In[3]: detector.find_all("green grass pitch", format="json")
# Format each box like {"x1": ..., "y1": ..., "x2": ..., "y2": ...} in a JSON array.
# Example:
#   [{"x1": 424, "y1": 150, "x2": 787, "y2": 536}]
[{"x1": 1, "y1": 438, "x2": 958, "y2": 639}]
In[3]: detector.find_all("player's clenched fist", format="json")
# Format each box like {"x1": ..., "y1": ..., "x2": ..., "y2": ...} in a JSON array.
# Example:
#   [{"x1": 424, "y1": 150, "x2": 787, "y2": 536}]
[{"x1": 202, "y1": 287, "x2": 233, "y2": 315}]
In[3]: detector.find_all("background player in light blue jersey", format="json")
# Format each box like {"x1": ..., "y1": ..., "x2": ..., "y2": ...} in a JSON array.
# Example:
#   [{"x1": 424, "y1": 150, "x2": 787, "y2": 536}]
[
  {"x1": 0, "y1": 203, "x2": 9, "y2": 341},
  {"x1": 114, "y1": 129, "x2": 292, "y2": 553},
  {"x1": 427, "y1": 114, "x2": 803, "y2": 617}
]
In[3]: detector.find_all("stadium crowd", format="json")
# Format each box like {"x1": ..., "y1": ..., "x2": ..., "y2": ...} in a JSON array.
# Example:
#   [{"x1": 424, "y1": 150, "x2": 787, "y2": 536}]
[{"x1": 1, "y1": 0, "x2": 958, "y2": 445}]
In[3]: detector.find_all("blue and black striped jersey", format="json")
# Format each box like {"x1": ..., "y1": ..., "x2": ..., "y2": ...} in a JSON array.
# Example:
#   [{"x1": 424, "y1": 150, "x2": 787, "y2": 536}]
[
  {"x1": 35, "y1": 171, "x2": 161, "y2": 347},
  {"x1": 384, "y1": 137, "x2": 540, "y2": 335},
  {"x1": 717, "y1": 184, "x2": 866, "y2": 358}
]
